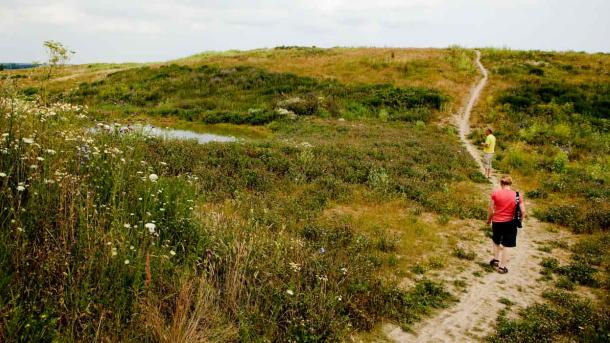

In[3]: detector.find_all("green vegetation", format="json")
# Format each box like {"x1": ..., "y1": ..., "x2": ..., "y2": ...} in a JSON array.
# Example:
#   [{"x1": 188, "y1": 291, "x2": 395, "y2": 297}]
[
  {"x1": 488, "y1": 232, "x2": 610, "y2": 342},
  {"x1": 474, "y1": 49, "x2": 610, "y2": 232},
  {"x1": 0, "y1": 73, "x2": 483, "y2": 340},
  {"x1": 4, "y1": 44, "x2": 610, "y2": 341},
  {"x1": 452, "y1": 246, "x2": 477, "y2": 260},
  {"x1": 488, "y1": 290, "x2": 610, "y2": 343},
  {"x1": 63, "y1": 64, "x2": 446, "y2": 125},
  {"x1": 470, "y1": 49, "x2": 610, "y2": 341}
]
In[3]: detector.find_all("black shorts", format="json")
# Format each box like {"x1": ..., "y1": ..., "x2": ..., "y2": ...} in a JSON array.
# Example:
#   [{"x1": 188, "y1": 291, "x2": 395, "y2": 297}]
[{"x1": 492, "y1": 221, "x2": 518, "y2": 247}]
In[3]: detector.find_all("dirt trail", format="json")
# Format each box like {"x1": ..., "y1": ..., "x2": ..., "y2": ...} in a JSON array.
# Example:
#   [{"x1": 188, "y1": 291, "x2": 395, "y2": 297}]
[
  {"x1": 383, "y1": 50, "x2": 557, "y2": 342},
  {"x1": 51, "y1": 68, "x2": 126, "y2": 82},
  {"x1": 456, "y1": 51, "x2": 494, "y2": 186}
]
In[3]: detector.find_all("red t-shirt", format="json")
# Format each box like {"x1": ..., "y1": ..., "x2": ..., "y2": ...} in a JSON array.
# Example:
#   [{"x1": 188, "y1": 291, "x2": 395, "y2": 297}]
[{"x1": 491, "y1": 189, "x2": 518, "y2": 223}]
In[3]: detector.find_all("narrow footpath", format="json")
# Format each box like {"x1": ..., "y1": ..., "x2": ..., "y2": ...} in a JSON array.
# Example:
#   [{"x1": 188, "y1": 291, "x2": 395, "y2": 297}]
[{"x1": 383, "y1": 50, "x2": 559, "y2": 342}]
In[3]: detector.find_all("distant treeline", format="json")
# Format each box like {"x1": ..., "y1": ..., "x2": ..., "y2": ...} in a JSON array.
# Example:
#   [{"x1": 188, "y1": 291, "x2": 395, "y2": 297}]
[{"x1": 0, "y1": 63, "x2": 40, "y2": 70}]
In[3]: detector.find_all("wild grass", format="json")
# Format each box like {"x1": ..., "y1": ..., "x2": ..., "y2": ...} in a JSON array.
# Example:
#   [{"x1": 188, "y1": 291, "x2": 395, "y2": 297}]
[
  {"x1": 173, "y1": 46, "x2": 477, "y2": 112},
  {"x1": 4, "y1": 47, "x2": 478, "y2": 116},
  {"x1": 54, "y1": 63, "x2": 446, "y2": 125},
  {"x1": 471, "y1": 49, "x2": 610, "y2": 232},
  {"x1": 0, "y1": 76, "x2": 484, "y2": 340},
  {"x1": 488, "y1": 232, "x2": 610, "y2": 342},
  {"x1": 488, "y1": 290, "x2": 610, "y2": 343}
]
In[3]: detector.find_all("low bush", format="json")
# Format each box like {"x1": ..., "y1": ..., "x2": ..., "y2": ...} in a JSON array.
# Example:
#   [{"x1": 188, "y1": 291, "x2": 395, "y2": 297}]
[
  {"x1": 488, "y1": 291, "x2": 610, "y2": 343},
  {"x1": 0, "y1": 93, "x2": 479, "y2": 341},
  {"x1": 536, "y1": 205, "x2": 610, "y2": 233},
  {"x1": 65, "y1": 64, "x2": 447, "y2": 124},
  {"x1": 452, "y1": 247, "x2": 476, "y2": 261}
]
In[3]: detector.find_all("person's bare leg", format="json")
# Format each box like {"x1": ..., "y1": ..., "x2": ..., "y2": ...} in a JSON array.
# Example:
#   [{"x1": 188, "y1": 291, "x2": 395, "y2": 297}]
[
  {"x1": 499, "y1": 246, "x2": 511, "y2": 269},
  {"x1": 493, "y1": 244, "x2": 502, "y2": 261}
]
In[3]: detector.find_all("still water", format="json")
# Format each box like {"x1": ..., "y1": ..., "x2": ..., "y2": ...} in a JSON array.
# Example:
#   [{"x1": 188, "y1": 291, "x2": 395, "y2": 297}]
[{"x1": 95, "y1": 123, "x2": 238, "y2": 144}]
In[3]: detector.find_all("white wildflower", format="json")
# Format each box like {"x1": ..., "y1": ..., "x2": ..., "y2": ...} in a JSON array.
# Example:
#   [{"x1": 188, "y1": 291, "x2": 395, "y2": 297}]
[
  {"x1": 0, "y1": 172, "x2": 6, "y2": 177},
  {"x1": 124, "y1": 259, "x2": 130, "y2": 265},
  {"x1": 286, "y1": 289, "x2": 294, "y2": 296},
  {"x1": 46, "y1": 149, "x2": 56, "y2": 155},
  {"x1": 17, "y1": 185, "x2": 25, "y2": 191},
  {"x1": 289, "y1": 262, "x2": 301, "y2": 272},
  {"x1": 22, "y1": 137, "x2": 34, "y2": 144},
  {"x1": 145, "y1": 222, "x2": 156, "y2": 234},
  {"x1": 170, "y1": 250, "x2": 176, "y2": 256},
  {"x1": 148, "y1": 174, "x2": 158, "y2": 182},
  {"x1": 123, "y1": 223, "x2": 131, "y2": 228}
]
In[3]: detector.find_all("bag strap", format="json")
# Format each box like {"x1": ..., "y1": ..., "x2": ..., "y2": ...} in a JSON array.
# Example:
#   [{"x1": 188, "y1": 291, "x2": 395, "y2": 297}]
[{"x1": 515, "y1": 191, "x2": 520, "y2": 206}]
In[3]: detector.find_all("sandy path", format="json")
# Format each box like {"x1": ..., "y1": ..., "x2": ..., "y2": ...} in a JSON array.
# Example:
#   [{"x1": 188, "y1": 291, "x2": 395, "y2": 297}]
[
  {"x1": 51, "y1": 68, "x2": 127, "y2": 82},
  {"x1": 383, "y1": 50, "x2": 556, "y2": 342},
  {"x1": 456, "y1": 51, "x2": 493, "y2": 185}
]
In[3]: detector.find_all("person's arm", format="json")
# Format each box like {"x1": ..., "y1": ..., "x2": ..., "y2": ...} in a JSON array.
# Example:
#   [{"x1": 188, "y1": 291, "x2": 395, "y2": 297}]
[{"x1": 487, "y1": 198, "x2": 494, "y2": 225}]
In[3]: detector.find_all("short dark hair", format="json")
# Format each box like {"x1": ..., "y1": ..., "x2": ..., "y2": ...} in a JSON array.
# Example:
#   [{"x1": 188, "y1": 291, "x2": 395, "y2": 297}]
[{"x1": 486, "y1": 128, "x2": 493, "y2": 133}]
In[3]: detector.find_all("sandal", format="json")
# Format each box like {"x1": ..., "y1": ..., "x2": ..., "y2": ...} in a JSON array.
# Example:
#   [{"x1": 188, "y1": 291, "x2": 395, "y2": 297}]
[
  {"x1": 489, "y1": 259, "x2": 499, "y2": 267},
  {"x1": 496, "y1": 266, "x2": 509, "y2": 274}
]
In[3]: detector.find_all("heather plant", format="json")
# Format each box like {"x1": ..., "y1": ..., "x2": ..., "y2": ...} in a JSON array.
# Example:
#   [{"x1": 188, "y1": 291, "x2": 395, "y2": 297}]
[
  {"x1": 489, "y1": 233, "x2": 610, "y2": 342},
  {"x1": 477, "y1": 49, "x2": 610, "y2": 232},
  {"x1": 0, "y1": 81, "x2": 478, "y2": 340},
  {"x1": 63, "y1": 64, "x2": 446, "y2": 124}
]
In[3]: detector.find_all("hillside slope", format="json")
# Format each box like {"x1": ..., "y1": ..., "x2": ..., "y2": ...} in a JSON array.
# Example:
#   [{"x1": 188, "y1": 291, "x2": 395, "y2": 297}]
[{"x1": 1, "y1": 47, "x2": 608, "y2": 342}]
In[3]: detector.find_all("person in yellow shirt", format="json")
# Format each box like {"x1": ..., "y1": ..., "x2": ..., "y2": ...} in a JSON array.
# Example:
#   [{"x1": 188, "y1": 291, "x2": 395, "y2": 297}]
[{"x1": 482, "y1": 128, "x2": 496, "y2": 178}]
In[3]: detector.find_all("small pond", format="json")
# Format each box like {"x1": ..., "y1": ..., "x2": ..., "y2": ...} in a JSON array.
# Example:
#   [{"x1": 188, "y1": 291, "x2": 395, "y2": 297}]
[{"x1": 95, "y1": 124, "x2": 238, "y2": 144}]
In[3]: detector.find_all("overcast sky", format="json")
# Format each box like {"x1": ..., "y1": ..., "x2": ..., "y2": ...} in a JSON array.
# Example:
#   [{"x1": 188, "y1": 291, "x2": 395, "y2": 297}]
[{"x1": 1, "y1": 0, "x2": 609, "y2": 64}]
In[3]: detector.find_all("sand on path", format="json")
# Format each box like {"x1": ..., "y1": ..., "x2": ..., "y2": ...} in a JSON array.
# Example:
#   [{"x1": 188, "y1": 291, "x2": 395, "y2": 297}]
[{"x1": 383, "y1": 50, "x2": 559, "y2": 343}]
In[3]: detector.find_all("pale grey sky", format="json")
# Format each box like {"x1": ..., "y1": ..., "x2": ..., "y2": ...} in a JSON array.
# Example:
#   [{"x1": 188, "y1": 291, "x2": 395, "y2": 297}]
[{"x1": 1, "y1": 0, "x2": 609, "y2": 63}]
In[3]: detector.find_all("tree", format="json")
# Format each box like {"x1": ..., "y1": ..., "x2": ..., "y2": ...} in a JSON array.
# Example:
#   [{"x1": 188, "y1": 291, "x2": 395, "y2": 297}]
[
  {"x1": 40, "y1": 40, "x2": 75, "y2": 104},
  {"x1": 43, "y1": 40, "x2": 74, "y2": 81}
]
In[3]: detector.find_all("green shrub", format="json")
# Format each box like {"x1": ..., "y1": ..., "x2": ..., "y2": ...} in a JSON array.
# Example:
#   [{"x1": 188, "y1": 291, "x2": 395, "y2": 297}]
[
  {"x1": 555, "y1": 276, "x2": 575, "y2": 290},
  {"x1": 540, "y1": 257, "x2": 560, "y2": 272},
  {"x1": 453, "y1": 247, "x2": 476, "y2": 260},
  {"x1": 536, "y1": 205, "x2": 610, "y2": 233},
  {"x1": 67, "y1": 64, "x2": 446, "y2": 124},
  {"x1": 558, "y1": 261, "x2": 598, "y2": 287},
  {"x1": 525, "y1": 189, "x2": 548, "y2": 199},
  {"x1": 488, "y1": 290, "x2": 610, "y2": 343}
]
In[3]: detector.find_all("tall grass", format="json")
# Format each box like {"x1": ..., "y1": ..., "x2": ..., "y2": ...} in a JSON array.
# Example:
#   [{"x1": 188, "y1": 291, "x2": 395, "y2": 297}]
[
  {"x1": 0, "y1": 81, "x2": 480, "y2": 340},
  {"x1": 488, "y1": 233, "x2": 610, "y2": 342},
  {"x1": 58, "y1": 64, "x2": 446, "y2": 125},
  {"x1": 475, "y1": 49, "x2": 610, "y2": 232}
]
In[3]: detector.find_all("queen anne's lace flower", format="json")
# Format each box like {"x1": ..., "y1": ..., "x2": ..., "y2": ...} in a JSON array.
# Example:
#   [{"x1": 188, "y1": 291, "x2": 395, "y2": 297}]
[{"x1": 144, "y1": 222, "x2": 156, "y2": 234}]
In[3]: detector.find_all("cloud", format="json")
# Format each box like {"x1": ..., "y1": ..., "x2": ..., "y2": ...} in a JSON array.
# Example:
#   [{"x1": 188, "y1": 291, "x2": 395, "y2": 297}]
[{"x1": 0, "y1": 0, "x2": 608, "y2": 63}]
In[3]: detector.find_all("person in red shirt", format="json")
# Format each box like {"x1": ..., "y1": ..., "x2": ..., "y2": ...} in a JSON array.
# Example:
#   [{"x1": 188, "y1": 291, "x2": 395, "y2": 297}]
[{"x1": 486, "y1": 175, "x2": 526, "y2": 274}]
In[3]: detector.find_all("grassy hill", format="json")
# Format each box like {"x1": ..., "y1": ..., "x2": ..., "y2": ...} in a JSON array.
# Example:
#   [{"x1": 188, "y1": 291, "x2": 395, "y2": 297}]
[
  {"x1": 472, "y1": 49, "x2": 610, "y2": 343},
  {"x1": 1, "y1": 46, "x2": 608, "y2": 342},
  {"x1": 472, "y1": 49, "x2": 610, "y2": 232}
]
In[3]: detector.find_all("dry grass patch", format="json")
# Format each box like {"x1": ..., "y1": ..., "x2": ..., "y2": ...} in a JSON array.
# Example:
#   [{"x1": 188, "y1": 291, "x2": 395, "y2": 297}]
[{"x1": 175, "y1": 47, "x2": 478, "y2": 112}]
